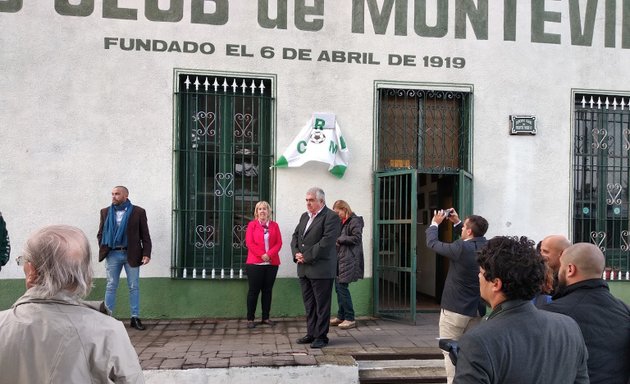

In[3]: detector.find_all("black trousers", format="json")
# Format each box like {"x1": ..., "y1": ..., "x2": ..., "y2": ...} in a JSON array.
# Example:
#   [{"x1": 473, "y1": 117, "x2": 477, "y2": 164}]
[
  {"x1": 299, "y1": 277, "x2": 334, "y2": 340},
  {"x1": 245, "y1": 264, "x2": 278, "y2": 321}
]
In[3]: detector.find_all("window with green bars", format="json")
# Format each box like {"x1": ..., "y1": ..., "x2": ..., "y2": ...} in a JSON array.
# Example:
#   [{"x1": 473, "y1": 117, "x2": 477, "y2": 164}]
[
  {"x1": 573, "y1": 92, "x2": 630, "y2": 280},
  {"x1": 172, "y1": 72, "x2": 274, "y2": 279},
  {"x1": 377, "y1": 88, "x2": 471, "y2": 173}
]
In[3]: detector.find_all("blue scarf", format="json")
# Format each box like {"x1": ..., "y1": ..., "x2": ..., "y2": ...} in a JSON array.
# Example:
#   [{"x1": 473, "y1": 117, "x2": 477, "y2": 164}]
[{"x1": 101, "y1": 199, "x2": 133, "y2": 248}]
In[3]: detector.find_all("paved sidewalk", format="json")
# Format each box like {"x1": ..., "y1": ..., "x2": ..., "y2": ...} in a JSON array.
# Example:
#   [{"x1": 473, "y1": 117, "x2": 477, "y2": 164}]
[{"x1": 128, "y1": 313, "x2": 441, "y2": 371}]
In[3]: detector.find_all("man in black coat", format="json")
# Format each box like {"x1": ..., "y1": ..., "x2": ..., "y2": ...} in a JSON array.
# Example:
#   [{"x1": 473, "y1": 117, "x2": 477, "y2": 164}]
[
  {"x1": 454, "y1": 236, "x2": 589, "y2": 384},
  {"x1": 426, "y1": 209, "x2": 488, "y2": 383},
  {"x1": 291, "y1": 187, "x2": 341, "y2": 348},
  {"x1": 542, "y1": 243, "x2": 630, "y2": 384}
]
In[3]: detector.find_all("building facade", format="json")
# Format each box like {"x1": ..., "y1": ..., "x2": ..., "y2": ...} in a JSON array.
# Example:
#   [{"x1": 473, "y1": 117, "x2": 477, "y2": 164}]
[{"x1": 1, "y1": 1, "x2": 629, "y2": 320}]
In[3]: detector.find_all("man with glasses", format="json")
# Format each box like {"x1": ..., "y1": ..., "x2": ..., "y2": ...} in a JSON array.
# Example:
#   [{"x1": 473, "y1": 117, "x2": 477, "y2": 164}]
[{"x1": 0, "y1": 225, "x2": 144, "y2": 383}]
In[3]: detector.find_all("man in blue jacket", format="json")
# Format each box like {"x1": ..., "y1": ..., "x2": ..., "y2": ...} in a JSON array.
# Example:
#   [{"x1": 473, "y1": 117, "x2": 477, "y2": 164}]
[{"x1": 543, "y1": 243, "x2": 630, "y2": 384}]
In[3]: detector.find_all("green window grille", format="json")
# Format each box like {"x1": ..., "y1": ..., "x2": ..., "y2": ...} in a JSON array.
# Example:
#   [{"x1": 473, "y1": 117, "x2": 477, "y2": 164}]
[
  {"x1": 377, "y1": 89, "x2": 471, "y2": 173},
  {"x1": 573, "y1": 92, "x2": 630, "y2": 280},
  {"x1": 172, "y1": 73, "x2": 274, "y2": 279}
]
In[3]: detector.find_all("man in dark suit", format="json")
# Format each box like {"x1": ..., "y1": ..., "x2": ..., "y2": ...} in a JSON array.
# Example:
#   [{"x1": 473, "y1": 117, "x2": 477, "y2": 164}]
[
  {"x1": 97, "y1": 185, "x2": 152, "y2": 330},
  {"x1": 426, "y1": 209, "x2": 488, "y2": 384},
  {"x1": 291, "y1": 187, "x2": 341, "y2": 348}
]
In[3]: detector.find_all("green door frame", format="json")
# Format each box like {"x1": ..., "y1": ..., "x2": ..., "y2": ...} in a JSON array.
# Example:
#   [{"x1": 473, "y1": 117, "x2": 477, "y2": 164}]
[{"x1": 373, "y1": 169, "x2": 417, "y2": 323}]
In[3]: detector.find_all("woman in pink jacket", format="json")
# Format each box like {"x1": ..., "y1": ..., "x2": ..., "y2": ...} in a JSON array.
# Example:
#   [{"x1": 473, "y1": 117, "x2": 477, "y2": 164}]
[{"x1": 245, "y1": 201, "x2": 282, "y2": 328}]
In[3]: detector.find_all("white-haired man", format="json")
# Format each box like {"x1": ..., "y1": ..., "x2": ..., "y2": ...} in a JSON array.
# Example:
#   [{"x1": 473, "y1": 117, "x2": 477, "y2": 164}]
[{"x1": 0, "y1": 225, "x2": 144, "y2": 383}]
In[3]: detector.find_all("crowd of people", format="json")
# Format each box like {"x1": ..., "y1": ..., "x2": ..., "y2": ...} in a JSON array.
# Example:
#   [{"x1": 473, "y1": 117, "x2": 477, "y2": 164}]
[
  {"x1": 1, "y1": 186, "x2": 628, "y2": 383},
  {"x1": 426, "y1": 209, "x2": 630, "y2": 384}
]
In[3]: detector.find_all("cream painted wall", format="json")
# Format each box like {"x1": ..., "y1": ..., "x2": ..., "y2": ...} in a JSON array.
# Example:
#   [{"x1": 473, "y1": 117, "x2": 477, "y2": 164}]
[{"x1": 1, "y1": 1, "x2": 629, "y2": 282}]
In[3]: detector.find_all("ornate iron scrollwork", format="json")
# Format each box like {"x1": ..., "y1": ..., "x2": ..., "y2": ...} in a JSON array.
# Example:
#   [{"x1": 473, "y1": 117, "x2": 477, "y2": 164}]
[
  {"x1": 194, "y1": 225, "x2": 215, "y2": 249},
  {"x1": 232, "y1": 224, "x2": 247, "y2": 248},
  {"x1": 590, "y1": 231, "x2": 606, "y2": 252},
  {"x1": 606, "y1": 183, "x2": 623, "y2": 206},
  {"x1": 192, "y1": 111, "x2": 216, "y2": 137},
  {"x1": 234, "y1": 113, "x2": 254, "y2": 138},
  {"x1": 215, "y1": 173, "x2": 234, "y2": 197}
]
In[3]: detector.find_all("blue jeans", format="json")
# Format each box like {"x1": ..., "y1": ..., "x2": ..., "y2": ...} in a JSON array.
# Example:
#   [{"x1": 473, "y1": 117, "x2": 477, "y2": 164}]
[
  {"x1": 335, "y1": 281, "x2": 355, "y2": 321},
  {"x1": 105, "y1": 250, "x2": 140, "y2": 317}
]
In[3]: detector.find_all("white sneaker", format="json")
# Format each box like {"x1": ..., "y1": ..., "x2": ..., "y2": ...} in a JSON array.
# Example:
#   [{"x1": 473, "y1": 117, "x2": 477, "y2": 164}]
[
  {"x1": 330, "y1": 317, "x2": 342, "y2": 326},
  {"x1": 338, "y1": 320, "x2": 356, "y2": 329}
]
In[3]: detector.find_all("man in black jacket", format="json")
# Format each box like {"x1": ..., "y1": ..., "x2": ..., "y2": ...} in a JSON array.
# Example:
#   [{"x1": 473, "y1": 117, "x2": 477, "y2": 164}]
[
  {"x1": 542, "y1": 243, "x2": 630, "y2": 384},
  {"x1": 291, "y1": 187, "x2": 341, "y2": 349},
  {"x1": 426, "y1": 209, "x2": 488, "y2": 384}
]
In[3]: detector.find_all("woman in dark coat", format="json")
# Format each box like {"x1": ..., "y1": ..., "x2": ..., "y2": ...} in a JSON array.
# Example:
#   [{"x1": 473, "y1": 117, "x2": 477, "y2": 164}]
[{"x1": 330, "y1": 200, "x2": 364, "y2": 330}]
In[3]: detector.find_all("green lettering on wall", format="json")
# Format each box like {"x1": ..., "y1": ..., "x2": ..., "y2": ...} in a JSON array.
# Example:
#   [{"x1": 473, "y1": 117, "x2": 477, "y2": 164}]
[
  {"x1": 103, "y1": 0, "x2": 137, "y2": 20},
  {"x1": 351, "y1": 0, "x2": 408, "y2": 35},
  {"x1": 414, "y1": 0, "x2": 448, "y2": 38},
  {"x1": 191, "y1": 0, "x2": 228, "y2": 25},
  {"x1": 531, "y1": 0, "x2": 561, "y2": 44},
  {"x1": 145, "y1": 0, "x2": 183, "y2": 22},
  {"x1": 0, "y1": 0, "x2": 22, "y2": 12},
  {"x1": 569, "y1": 0, "x2": 597, "y2": 46},
  {"x1": 455, "y1": 0, "x2": 488, "y2": 40},
  {"x1": 504, "y1": 0, "x2": 517, "y2": 41},
  {"x1": 294, "y1": 0, "x2": 324, "y2": 31},
  {"x1": 55, "y1": 0, "x2": 93, "y2": 16},
  {"x1": 258, "y1": 0, "x2": 288, "y2": 29}
]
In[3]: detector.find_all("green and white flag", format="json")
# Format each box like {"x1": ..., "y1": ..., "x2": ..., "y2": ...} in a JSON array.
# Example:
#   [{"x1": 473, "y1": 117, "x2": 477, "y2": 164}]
[{"x1": 275, "y1": 113, "x2": 349, "y2": 178}]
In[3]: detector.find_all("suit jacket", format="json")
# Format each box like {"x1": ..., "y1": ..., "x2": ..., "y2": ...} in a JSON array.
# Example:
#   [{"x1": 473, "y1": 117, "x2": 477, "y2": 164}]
[
  {"x1": 426, "y1": 223, "x2": 486, "y2": 316},
  {"x1": 97, "y1": 205, "x2": 152, "y2": 268},
  {"x1": 455, "y1": 300, "x2": 589, "y2": 384},
  {"x1": 291, "y1": 206, "x2": 341, "y2": 279}
]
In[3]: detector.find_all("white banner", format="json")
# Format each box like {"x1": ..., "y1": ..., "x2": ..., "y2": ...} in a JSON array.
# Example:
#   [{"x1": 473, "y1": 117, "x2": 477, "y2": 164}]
[{"x1": 275, "y1": 113, "x2": 349, "y2": 178}]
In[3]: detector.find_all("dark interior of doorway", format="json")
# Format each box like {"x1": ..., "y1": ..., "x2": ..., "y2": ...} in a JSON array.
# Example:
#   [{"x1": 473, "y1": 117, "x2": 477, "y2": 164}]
[{"x1": 416, "y1": 173, "x2": 456, "y2": 312}]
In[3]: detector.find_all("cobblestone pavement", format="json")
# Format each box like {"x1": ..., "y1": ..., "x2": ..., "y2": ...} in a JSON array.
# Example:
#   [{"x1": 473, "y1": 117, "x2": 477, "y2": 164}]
[{"x1": 128, "y1": 313, "x2": 441, "y2": 370}]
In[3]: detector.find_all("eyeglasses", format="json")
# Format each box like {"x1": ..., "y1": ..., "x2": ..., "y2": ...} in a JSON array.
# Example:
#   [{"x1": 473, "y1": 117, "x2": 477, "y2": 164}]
[{"x1": 16, "y1": 255, "x2": 26, "y2": 266}]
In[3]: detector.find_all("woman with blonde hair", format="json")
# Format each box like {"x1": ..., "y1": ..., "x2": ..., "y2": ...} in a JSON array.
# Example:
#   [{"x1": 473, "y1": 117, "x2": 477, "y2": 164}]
[
  {"x1": 244, "y1": 201, "x2": 282, "y2": 328},
  {"x1": 330, "y1": 200, "x2": 364, "y2": 330}
]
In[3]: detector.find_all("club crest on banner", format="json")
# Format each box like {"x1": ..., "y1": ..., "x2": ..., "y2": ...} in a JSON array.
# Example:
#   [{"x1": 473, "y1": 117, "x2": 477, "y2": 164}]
[{"x1": 275, "y1": 113, "x2": 350, "y2": 178}]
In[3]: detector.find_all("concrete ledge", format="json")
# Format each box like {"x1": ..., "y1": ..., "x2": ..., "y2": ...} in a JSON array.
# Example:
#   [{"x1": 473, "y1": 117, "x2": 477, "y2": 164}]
[{"x1": 144, "y1": 365, "x2": 359, "y2": 384}]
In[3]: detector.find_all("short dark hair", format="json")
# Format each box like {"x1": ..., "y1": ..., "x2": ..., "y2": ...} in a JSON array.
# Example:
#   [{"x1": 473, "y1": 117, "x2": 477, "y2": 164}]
[
  {"x1": 477, "y1": 236, "x2": 545, "y2": 301},
  {"x1": 466, "y1": 215, "x2": 488, "y2": 237}
]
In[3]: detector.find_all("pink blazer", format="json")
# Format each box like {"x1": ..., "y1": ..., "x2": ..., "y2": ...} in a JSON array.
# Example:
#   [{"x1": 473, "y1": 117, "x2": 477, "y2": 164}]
[{"x1": 245, "y1": 220, "x2": 282, "y2": 265}]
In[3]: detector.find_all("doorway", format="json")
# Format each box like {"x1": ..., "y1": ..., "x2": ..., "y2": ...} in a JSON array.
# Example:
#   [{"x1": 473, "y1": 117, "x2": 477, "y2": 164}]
[{"x1": 373, "y1": 84, "x2": 473, "y2": 323}]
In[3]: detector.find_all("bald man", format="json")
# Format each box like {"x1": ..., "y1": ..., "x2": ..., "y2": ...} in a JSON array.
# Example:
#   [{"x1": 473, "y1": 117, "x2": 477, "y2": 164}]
[
  {"x1": 542, "y1": 243, "x2": 630, "y2": 384},
  {"x1": 539, "y1": 235, "x2": 571, "y2": 273}
]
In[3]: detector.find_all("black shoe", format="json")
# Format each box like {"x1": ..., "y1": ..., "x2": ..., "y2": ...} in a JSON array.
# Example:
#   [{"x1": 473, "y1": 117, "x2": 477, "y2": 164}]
[
  {"x1": 247, "y1": 321, "x2": 256, "y2": 329},
  {"x1": 260, "y1": 319, "x2": 275, "y2": 327},
  {"x1": 130, "y1": 317, "x2": 146, "y2": 330},
  {"x1": 296, "y1": 335, "x2": 315, "y2": 344},
  {"x1": 310, "y1": 339, "x2": 328, "y2": 348}
]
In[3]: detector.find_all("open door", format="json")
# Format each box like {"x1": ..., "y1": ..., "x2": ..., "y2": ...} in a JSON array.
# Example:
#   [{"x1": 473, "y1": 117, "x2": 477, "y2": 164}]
[
  {"x1": 374, "y1": 169, "x2": 417, "y2": 323},
  {"x1": 456, "y1": 170, "x2": 473, "y2": 219}
]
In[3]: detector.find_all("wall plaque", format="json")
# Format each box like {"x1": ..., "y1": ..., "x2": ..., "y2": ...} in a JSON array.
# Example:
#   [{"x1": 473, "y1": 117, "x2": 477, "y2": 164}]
[{"x1": 509, "y1": 115, "x2": 537, "y2": 135}]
